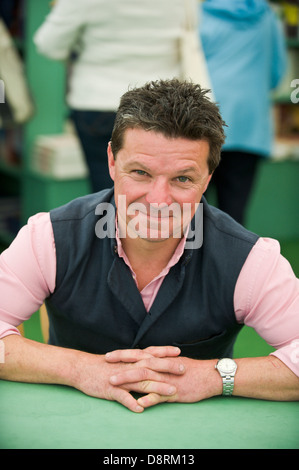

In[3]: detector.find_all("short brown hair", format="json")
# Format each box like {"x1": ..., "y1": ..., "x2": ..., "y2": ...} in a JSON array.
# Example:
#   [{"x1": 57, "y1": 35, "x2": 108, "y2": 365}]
[{"x1": 110, "y1": 79, "x2": 226, "y2": 173}]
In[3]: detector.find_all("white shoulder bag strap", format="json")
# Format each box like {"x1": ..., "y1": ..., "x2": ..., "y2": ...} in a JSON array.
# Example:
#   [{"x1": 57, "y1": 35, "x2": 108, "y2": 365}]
[{"x1": 180, "y1": 0, "x2": 214, "y2": 101}]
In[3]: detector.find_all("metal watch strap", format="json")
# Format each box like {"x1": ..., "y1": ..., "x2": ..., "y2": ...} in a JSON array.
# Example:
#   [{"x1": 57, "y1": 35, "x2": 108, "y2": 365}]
[{"x1": 222, "y1": 375, "x2": 235, "y2": 396}]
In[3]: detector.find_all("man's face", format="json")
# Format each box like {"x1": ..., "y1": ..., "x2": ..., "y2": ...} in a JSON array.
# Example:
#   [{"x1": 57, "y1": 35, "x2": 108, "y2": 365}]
[{"x1": 108, "y1": 128, "x2": 211, "y2": 243}]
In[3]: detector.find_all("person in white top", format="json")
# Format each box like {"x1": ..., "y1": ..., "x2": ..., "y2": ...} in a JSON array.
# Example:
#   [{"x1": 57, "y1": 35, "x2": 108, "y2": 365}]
[{"x1": 34, "y1": 0, "x2": 189, "y2": 192}]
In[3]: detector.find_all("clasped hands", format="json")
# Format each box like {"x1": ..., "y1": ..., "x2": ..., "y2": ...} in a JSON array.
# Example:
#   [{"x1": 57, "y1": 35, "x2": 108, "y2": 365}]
[{"x1": 91, "y1": 346, "x2": 220, "y2": 412}]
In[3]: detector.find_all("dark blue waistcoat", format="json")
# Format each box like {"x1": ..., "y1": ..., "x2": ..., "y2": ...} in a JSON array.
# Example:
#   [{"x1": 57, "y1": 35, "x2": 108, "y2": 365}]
[{"x1": 45, "y1": 188, "x2": 259, "y2": 359}]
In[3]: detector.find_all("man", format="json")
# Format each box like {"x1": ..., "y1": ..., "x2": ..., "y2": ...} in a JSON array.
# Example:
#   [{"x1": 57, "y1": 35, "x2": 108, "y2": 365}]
[{"x1": 0, "y1": 79, "x2": 298, "y2": 412}]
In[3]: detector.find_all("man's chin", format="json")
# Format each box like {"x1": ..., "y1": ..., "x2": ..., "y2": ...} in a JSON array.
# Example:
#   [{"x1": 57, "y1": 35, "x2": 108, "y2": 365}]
[{"x1": 129, "y1": 225, "x2": 183, "y2": 242}]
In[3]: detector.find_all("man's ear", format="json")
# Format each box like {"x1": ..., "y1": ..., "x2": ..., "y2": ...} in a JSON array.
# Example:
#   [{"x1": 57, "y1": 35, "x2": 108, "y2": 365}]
[{"x1": 107, "y1": 142, "x2": 115, "y2": 181}]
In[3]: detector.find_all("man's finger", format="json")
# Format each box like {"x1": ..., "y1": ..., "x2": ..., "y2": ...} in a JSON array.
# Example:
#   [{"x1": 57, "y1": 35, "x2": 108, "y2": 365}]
[
  {"x1": 123, "y1": 379, "x2": 177, "y2": 397},
  {"x1": 137, "y1": 392, "x2": 171, "y2": 409},
  {"x1": 144, "y1": 346, "x2": 181, "y2": 357},
  {"x1": 139, "y1": 356, "x2": 185, "y2": 375},
  {"x1": 109, "y1": 358, "x2": 184, "y2": 386},
  {"x1": 105, "y1": 346, "x2": 181, "y2": 363},
  {"x1": 110, "y1": 387, "x2": 144, "y2": 413},
  {"x1": 105, "y1": 349, "x2": 152, "y2": 363},
  {"x1": 109, "y1": 367, "x2": 178, "y2": 395}
]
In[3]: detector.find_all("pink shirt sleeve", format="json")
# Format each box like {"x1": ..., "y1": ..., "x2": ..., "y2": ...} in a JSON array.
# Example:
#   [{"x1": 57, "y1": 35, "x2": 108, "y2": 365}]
[
  {"x1": 0, "y1": 212, "x2": 56, "y2": 339},
  {"x1": 234, "y1": 237, "x2": 299, "y2": 377}
]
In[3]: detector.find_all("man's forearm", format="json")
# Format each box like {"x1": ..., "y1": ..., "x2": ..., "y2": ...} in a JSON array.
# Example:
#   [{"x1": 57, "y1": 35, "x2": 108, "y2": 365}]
[
  {"x1": 0, "y1": 337, "x2": 184, "y2": 412},
  {"x1": 233, "y1": 356, "x2": 299, "y2": 401},
  {"x1": 2, "y1": 337, "x2": 298, "y2": 409},
  {"x1": 0, "y1": 334, "x2": 82, "y2": 387},
  {"x1": 105, "y1": 350, "x2": 299, "y2": 409}
]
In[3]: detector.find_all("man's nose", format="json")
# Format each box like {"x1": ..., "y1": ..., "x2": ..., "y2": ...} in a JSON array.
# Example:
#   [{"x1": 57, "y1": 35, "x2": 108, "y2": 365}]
[{"x1": 145, "y1": 178, "x2": 173, "y2": 206}]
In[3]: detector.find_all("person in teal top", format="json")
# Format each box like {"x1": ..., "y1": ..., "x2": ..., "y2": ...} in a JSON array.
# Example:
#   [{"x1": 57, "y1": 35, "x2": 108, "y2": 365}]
[{"x1": 199, "y1": 0, "x2": 287, "y2": 225}]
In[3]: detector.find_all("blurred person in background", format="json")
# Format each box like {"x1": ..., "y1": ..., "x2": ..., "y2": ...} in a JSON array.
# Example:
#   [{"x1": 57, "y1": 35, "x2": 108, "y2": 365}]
[
  {"x1": 200, "y1": 0, "x2": 287, "y2": 225},
  {"x1": 34, "y1": 0, "x2": 196, "y2": 193}
]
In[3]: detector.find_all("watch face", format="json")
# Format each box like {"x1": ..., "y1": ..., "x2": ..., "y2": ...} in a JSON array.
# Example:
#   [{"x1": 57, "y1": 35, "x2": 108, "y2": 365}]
[{"x1": 218, "y1": 358, "x2": 236, "y2": 373}]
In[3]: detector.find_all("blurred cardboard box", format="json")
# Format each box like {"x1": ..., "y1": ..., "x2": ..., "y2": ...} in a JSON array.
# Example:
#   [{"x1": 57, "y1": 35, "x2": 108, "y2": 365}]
[{"x1": 32, "y1": 133, "x2": 88, "y2": 179}]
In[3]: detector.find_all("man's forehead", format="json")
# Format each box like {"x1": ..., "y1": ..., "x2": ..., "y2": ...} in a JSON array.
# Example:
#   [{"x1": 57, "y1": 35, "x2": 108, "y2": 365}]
[
  {"x1": 117, "y1": 130, "x2": 210, "y2": 177},
  {"x1": 121, "y1": 127, "x2": 210, "y2": 152}
]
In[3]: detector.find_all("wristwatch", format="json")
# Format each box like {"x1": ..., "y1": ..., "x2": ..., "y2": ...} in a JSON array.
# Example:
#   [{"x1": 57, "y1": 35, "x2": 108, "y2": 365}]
[{"x1": 215, "y1": 358, "x2": 238, "y2": 396}]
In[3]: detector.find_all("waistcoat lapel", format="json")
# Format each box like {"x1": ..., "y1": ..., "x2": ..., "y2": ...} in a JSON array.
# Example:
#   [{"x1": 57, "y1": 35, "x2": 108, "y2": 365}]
[
  {"x1": 107, "y1": 255, "x2": 147, "y2": 326},
  {"x1": 131, "y1": 256, "x2": 189, "y2": 347},
  {"x1": 108, "y1": 241, "x2": 190, "y2": 346}
]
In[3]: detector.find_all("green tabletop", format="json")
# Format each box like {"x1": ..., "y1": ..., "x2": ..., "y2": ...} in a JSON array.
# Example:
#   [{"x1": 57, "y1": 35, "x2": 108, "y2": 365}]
[{"x1": 0, "y1": 380, "x2": 298, "y2": 450}]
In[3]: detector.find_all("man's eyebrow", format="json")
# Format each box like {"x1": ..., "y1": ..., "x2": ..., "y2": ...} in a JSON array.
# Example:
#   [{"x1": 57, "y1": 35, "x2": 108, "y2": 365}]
[
  {"x1": 124, "y1": 161, "x2": 151, "y2": 172},
  {"x1": 176, "y1": 167, "x2": 198, "y2": 174},
  {"x1": 124, "y1": 162, "x2": 200, "y2": 176}
]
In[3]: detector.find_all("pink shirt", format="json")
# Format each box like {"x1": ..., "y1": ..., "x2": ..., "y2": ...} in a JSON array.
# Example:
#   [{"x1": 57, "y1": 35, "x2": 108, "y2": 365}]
[{"x1": 0, "y1": 212, "x2": 298, "y2": 376}]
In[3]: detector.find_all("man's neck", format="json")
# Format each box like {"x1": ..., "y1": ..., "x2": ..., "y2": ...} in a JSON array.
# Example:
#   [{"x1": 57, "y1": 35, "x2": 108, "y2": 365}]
[
  {"x1": 119, "y1": 235, "x2": 183, "y2": 291},
  {"x1": 121, "y1": 234, "x2": 182, "y2": 268}
]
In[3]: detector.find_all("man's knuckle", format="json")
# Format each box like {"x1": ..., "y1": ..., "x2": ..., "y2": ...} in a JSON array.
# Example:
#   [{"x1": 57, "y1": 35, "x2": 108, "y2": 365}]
[
  {"x1": 140, "y1": 379, "x2": 150, "y2": 391},
  {"x1": 142, "y1": 368, "x2": 151, "y2": 380}
]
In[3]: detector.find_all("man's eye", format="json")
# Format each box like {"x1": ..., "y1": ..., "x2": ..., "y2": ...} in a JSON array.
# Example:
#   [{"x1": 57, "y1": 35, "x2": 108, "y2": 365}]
[
  {"x1": 133, "y1": 170, "x2": 148, "y2": 176},
  {"x1": 176, "y1": 176, "x2": 191, "y2": 183}
]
